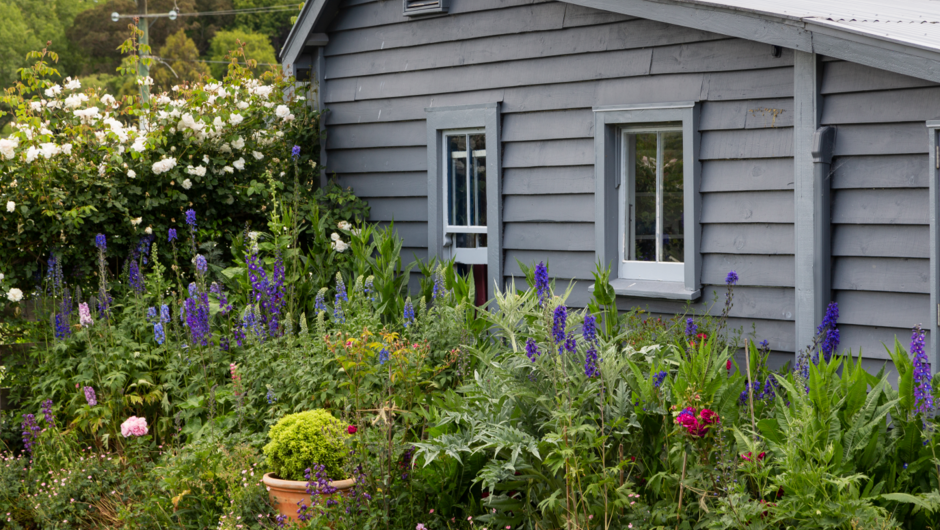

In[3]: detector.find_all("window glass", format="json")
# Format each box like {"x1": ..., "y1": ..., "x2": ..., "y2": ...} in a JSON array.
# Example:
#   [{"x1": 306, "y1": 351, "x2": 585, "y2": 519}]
[
  {"x1": 626, "y1": 128, "x2": 683, "y2": 265},
  {"x1": 447, "y1": 135, "x2": 468, "y2": 226}
]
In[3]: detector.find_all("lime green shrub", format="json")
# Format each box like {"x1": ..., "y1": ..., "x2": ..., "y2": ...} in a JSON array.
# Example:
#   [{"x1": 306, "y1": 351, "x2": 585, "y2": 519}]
[{"x1": 263, "y1": 409, "x2": 349, "y2": 481}]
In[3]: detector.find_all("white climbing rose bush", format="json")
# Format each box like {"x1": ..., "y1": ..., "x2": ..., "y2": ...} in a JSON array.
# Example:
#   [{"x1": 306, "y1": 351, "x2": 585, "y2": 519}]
[{"x1": 0, "y1": 45, "x2": 320, "y2": 302}]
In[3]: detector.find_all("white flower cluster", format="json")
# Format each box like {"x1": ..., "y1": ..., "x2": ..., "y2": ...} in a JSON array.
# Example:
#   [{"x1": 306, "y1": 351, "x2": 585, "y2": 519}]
[
  {"x1": 152, "y1": 157, "x2": 177, "y2": 175},
  {"x1": 6, "y1": 288, "x2": 23, "y2": 303}
]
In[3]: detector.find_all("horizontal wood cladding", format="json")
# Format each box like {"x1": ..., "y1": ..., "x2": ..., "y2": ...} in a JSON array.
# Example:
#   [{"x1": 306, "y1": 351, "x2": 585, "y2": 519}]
[
  {"x1": 612, "y1": 285, "x2": 796, "y2": 321},
  {"x1": 832, "y1": 257, "x2": 929, "y2": 294},
  {"x1": 503, "y1": 195, "x2": 595, "y2": 223},
  {"x1": 335, "y1": 172, "x2": 428, "y2": 197},
  {"x1": 699, "y1": 98, "x2": 794, "y2": 131},
  {"x1": 326, "y1": 19, "x2": 722, "y2": 78},
  {"x1": 831, "y1": 123, "x2": 928, "y2": 157},
  {"x1": 330, "y1": 0, "x2": 556, "y2": 33},
  {"x1": 821, "y1": 60, "x2": 938, "y2": 95},
  {"x1": 503, "y1": 223, "x2": 595, "y2": 252},
  {"x1": 702, "y1": 254, "x2": 794, "y2": 287},
  {"x1": 700, "y1": 158, "x2": 793, "y2": 192},
  {"x1": 838, "y1": 325, "x2": 926, "y2": 361},
  {"x1": 700, "y1": 191, "x2": 794, "y2": 223},
  {"x1": 502, "y1": 109, "x2": 594, "y2": 142},
  {"x1": 822, "y1": 86, "x2": 940, "y2": 125},
  {"x1": 328, "y1": 147, "x2": 427, "y2": 173},
  {"x1": 375, "y1": 221, "x2": 428, "y2": 247},
  {"x1": 327, "y1": 120, "x2": 426, "y2": 149},
  {"x1": 505, "y1": 250, "x2": 597, "y2": 279},
  {"x1": 832, "y1": 225, "x2": 930, "y2": 258},
  {"x1": 503, "y1": 139, "x2": 594, "y2": 168},
  {"x1": 831, "y1": 189, "x2": 928, "y2": 225},
  {"x1": 324, "y1": 68, "x2": 793, "y2": 124},
  {"x1": 367, "y1": 197, "x2": 428, "y2": 221},
  {"x1": 503, "y1": 166, "x2": 594, "y2": 195},
  {"x1": 327, "y1": 3, "x2": 569, "y2": 56},
  {"x1": 831, "y1": 155, "x2": 928, "y2": 189},
  {"x1": 700, "y1": 224, "x2": 795, "y2": 255},
  {"x1": 700, "y1": 128, "x2": 793, "y2": 159},
  {"x1": 835, "y1": 290, "x2": 929, "y2": 329}
]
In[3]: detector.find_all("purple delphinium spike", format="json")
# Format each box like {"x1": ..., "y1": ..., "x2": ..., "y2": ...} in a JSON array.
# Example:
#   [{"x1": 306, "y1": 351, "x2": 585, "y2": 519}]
[
  {"x1": 160, "y1": 304, "x2": 170, "y2": 323},
  {"x1": 128, "y1": 260, "x2": 144, "y2": 294},
  {"x1": 21, "y1": 414, "x2": 40, "y2": 455},
  {"x1": 432, "y1": 269, "x2": 446, "y2": 300},
  {"x1": 168, "y1": 228, "x2": 177, "y2": 242},
  {"x1": 584, "y1": 346, "x2": 599, "y2": 378},
  {"x1": 378, "y1": 348, "x2": 390, "y2": 365},
  {"x1": 911, "y1": 324, "x2": 933, "y2": 415},
  {"x1": 534, "y1": 261, "x2": 549, "y2": 306},
  {"x1": 314, "y1": 288, "x2": 328, "y2": 314},
  {"x1": 685, "y1": 317, "x2": 697, "y2": 337},
  {"x1": 525, "y1": 338, "x2": 541, "y2": 362},
  {"x1": 195, "y1": 255, "x2": 208, "y2": 275},
  {"x1": 95, "y1": 234, "x2": 107, "y2": 251},
  {"x1": 185, "y1": 209, "x2": 196, "y2": 228},
  {"x1": 725, "y1": 271, "x2": 739, "y2": 286},
  {"x1": 41, "y1": 399, "x2": 55, "y2": 429},
  {"x1": 154, "y1": 322, "x2": 165, "y2": 345},
  {"x1": 403, "y1": 298, "x2": 415, "y2": 327},
  {"x1": 291, "y1": 145, "x2": 301, "y2": 159},
  {"x1": 815, "y1": 302, "x2": 840, "y2": 363},
  {"x1": 583, "y1": 314, "x2": 597, "y2": 344},
  {"x1": 552, "y1": 305, "x2": 567, "y2": 352},
  {"x1": 83, "y1": 386, "x2": 97, "y2": 406},
  {"x1": 653, "y1": 371, "x2": 668, "y2": 388}
]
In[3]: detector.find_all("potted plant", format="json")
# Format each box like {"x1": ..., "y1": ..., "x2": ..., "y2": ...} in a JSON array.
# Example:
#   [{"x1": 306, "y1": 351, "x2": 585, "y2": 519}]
[{"x1": 262, "y1": 409, "x2": 355, "y2": 522}]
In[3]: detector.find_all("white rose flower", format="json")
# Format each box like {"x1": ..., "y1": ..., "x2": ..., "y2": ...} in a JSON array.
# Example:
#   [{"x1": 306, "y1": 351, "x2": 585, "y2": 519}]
[
  {"x1": 6, "y1": 201, "x2": 14, "y2": 212},
  {"x1": 223, "y1": 165, "x2": 234, "y2": 174},
  {"x1": 6, "y1": 288, "x2": 23, "y2": 303},
  {"x1": 131, "y1": 217, "x2": 142, "y2": 226},
  {"x1": 64, "y1": 95, "x2": 83, "y2": 109},
  {"x1": 98, "y1": 163, "x2": 106, "y2": 177},
  {"x1": 0, "y1": 272, "x2": 4, "y2": 280},
  {"x1": 137, "y1": 76, "x2": 154, "y2": 86},
  {"x1": 213, "y1": 116, "x2": 224, "y2": 128},
  {"x1": 39, "y1": 143, "x2": 59, "y2": 159},
  {"x1": 251, "y1": 151, "x2": 263, "y2": 160},
  {"x1": 237, "y1": 101, "x2": 249, "y2": 110},
  {"x1": 24, "y1": 146, "x2": 39, "y2": 163},
  {"x1": 337, "y1": 221, "x2": 352, "y2": 230},
  {"x1": 331, "y1": 232, "x2": 340, "y2": 241},
  {"x1": 131, "y1": 136, "x2": 147, "y2": 153},
  {"x1": 229, "y1": 113, "x2": 244, "y2": 126},
  {"x1": 152, "y1": 157, "x2": 177, "y2": 175},
  {"x1": 101, "y1": 94, "x2": 117, "y2": 108},
  {"x1": 219, "y1": 143, "x2": 232, "y2": 154},
  {"x1": 181, "y1": 178, "x2": 192, "y2": 190},
  {"x1": 145, "y1": 226, "x2": 152, "y2": 235},
  {"x1": 262, "y1": 101, "x2": 275, "y2": 108},
  {"x1": 331, "y1": 240, "x2": 349, "y2": 253},
  {"x1": 203, "y1": 155, "x2": 210, "y2": 164},
  {"x1": 186, "y1": 165, "x2": 206, "y2": 177},
  {"x1": 253, "y1": 85, "x2": 273, "y2": 99},
  {"x1": 127, "y1": 169, "x2": 136, "y2": 178},
  {"x1": 64, "y1": 77, "x2": 81, "y2": 90},
  {"x1": 61, "y1": 143, "x2": 72, "y2": 155},
  {"x1": 233, "y1": 157, "x2": 245, "y2": 170},
  {"x1": 156, "y1": 94, "x2": 171, "y2": 105},
  {"x1": 0, "y1": 138, "x2": 18, "y2": 159},
  {"x1": 29, "y1": 101, "x2": 41, "y2": 112},
  {"x1": 232, "y1": 137, "x2": 245, "y2": 150},
  {"x1": 44, "y1": 84, "x2": 62, "y2": 98},
  {"x1": 275, "y1": 105, "x2": 290, "y2": 119}
]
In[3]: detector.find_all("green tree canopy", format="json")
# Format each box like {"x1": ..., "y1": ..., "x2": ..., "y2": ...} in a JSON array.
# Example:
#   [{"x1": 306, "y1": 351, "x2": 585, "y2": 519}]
[
  {"x1": 0, "y1": 1, "x2": 40, "y2": 89},
  {"x1": 154, "y1": 28, "x2": 211, "y2": 90},
  {"x1": 207, "y1": 28, "x2": 276, "y2": 79}
]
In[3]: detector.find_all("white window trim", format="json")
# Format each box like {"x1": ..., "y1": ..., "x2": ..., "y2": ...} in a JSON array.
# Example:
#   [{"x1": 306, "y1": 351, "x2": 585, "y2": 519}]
[
  {"x1": 426, "y1": 103, "x2": 502, "y2": 291},
  {"x1": 593, "y1": 102, "x2": 702, "y2": 300}
]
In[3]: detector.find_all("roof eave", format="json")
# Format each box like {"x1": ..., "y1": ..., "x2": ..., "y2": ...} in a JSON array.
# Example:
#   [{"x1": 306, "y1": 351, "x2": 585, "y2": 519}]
[{"x1": 279, "y1": 0, "x2": 339, "y2": 69}]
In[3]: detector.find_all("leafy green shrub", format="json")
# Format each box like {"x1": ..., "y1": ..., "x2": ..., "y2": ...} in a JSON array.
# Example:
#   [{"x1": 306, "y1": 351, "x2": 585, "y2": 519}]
[{"x1": 263, "y1": 409, "x2": 349, "y2": 481}]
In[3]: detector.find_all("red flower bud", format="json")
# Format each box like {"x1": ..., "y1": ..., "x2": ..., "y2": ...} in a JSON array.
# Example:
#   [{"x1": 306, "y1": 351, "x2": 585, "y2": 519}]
[
  {"x1": 726, "y1": 360, "x2": 732, "y2": 371},
  {"x1": 347, "y1": 425, "x2": 357, "y2": 434},
  {"x1": 757, "y1": 451, "x2": 766, "y2": 461}
]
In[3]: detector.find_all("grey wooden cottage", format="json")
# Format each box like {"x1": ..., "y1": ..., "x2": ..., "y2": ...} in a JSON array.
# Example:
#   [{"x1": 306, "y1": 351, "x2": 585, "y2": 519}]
[{"x1": 280, "y1": 0, "x2": 940, "y2": 371}]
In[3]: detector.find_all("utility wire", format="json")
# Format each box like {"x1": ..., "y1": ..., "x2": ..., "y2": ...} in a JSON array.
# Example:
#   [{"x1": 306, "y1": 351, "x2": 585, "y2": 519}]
[{"x1": 113, "y1": 3, "x2": 301, "y2": 19}]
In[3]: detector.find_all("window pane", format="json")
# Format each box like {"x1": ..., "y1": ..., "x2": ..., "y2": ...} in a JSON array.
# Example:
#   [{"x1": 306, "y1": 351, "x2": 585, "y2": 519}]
[
  {"x1": 633, "y1": 133, "x2": 657, "y2": 262},
  {"x1": 455, "y1": 233, "x2": 486, "y2": 248},
  {"x1": 470, "y1": 134, "x2": 486, "y2": 226},
  {"x1": 661, "y1": 131, "x2": 684, "y2": 263},
  {"x1": 447, "y1": 135, "x2": 468, "y2": 226}
]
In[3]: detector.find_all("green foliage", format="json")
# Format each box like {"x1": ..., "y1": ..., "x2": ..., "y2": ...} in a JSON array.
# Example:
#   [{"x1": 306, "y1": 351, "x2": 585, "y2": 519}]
[
  {"x1": 154, "y1": 29, "x2": 212, "y2": 90},
  {"x1": 208, "y1": 28, "x2": 277, "y2": 79},
  {"x1": 263, "y1": 409, "x2": 349, "y2": 481}
]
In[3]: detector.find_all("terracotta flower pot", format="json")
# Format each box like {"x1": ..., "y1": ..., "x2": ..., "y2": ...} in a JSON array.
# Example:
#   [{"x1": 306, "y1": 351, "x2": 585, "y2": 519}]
[{"x1": 262, "y1": 473, "x2": 356, "y2": 522}]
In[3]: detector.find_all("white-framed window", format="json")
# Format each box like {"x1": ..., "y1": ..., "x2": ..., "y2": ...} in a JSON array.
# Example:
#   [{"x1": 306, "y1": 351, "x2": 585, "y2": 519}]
[
  {"x1": 443, "y1": 129, "x2": 488, "y2": 265},
  {"x1": 619, "y1": 126, "x2": 685, "y2": 282},
  {"x1": 594, "y1": 102, "x2": 701, "y2": 300},
  {"x1": 426, "y1": 103, "x2": 502, "y2": 300}
]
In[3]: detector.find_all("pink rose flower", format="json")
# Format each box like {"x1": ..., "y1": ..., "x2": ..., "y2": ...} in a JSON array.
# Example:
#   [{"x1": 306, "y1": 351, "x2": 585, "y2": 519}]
[{"x1": 120, "y1": 416, "x2": 148, "y2": 437}]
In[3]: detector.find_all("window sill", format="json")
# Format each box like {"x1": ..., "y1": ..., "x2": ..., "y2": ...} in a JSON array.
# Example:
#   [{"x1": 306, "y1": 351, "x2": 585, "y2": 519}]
[{"x1": 589, "y1": 279, "x2": 701, "y2": 301}]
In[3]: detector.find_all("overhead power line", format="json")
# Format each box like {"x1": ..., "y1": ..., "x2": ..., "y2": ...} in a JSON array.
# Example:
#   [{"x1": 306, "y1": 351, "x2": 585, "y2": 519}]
[{"x1": 112, "y1": 3, "x2": 302, "y2": 20}]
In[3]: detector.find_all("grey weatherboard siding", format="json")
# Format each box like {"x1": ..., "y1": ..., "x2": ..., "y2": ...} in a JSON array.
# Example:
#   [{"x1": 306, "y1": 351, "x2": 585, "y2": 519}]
[{"x1": 316, "y1": 0, "x2": 931, "y2": 369}]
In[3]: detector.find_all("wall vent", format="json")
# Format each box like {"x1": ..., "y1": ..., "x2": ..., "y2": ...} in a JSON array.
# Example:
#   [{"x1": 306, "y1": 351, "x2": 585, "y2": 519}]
[{"x1": 403, "y1": 0, "x2": 448, "y2": 17}]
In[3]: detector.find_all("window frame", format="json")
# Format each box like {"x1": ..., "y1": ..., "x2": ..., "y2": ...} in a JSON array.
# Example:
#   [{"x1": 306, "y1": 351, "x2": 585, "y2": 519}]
[
  {"x1": 594, "y1": 102, "x2": 701, "y2": 300},
  {"x1": 442, "y1": 128, "x2": 488, "y2": 265},
  {"x1": 426, "y1": 103, "x2": 502, "y2": 290}
]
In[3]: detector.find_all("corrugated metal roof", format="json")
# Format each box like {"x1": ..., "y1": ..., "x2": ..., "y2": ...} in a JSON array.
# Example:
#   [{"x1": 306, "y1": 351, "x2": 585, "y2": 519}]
[{"x1": 680, "y1": 0, "x2": 940, "y2": 54}]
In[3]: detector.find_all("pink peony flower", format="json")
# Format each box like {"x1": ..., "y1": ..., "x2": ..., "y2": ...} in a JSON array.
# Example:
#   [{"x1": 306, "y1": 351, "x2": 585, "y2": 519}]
[{"x1": 120, "y1": 416, "x2": 148, "y2": 437}]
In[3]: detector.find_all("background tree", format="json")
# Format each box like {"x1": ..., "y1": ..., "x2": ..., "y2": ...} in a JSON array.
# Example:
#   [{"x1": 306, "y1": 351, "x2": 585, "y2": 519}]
[
  {"x1": 0, "y1": 1, "x2": 41, "y2": 89},
  {"x1": 232, "y1": 0, "x2": 301, "y2": 53},
  {"x1": 154, "y1": 28, "x2": 211, "y2": 89},
  {"x1": 208, "y1": 28, "x2": 276, "y2": 79}
]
